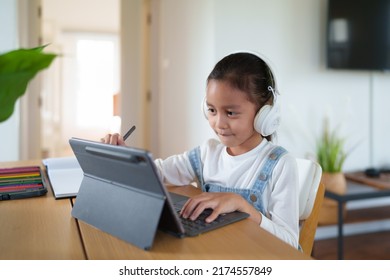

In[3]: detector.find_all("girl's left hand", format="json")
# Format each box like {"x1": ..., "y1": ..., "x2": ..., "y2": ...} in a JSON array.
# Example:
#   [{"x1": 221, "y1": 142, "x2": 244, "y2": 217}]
[{"x1": 180, "y1": 192, "x2": 252, "y2": 223}]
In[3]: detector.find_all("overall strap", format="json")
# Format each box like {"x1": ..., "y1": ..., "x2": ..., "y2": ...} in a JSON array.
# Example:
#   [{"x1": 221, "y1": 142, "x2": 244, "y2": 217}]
[
  {"x1": 252, "y1": 145, "x2": 288, "y2": 194},
  {"x1": 188, "y1": 146, "x2": 205, "y2": 188}
]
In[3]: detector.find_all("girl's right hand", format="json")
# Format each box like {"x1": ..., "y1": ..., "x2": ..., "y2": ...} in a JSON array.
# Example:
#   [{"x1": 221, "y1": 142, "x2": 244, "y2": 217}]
[{"x1": 100, "y1": 133, "x2": 127, "y2": 146}]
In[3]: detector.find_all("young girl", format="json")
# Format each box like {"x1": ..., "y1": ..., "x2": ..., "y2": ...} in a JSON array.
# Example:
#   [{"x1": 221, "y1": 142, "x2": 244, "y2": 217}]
[{"x1": 102, "y1": 52, "x2": 299, "y2": 248}]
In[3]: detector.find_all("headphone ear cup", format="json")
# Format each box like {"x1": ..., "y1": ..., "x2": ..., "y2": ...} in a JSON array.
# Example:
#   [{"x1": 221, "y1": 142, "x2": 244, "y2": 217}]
[
  {"x1": 201, "y1": 97, "x2": 208, "y2": 119},
  {"x1": 254, "y1": 102, "x2": 281, "y2": 136}
]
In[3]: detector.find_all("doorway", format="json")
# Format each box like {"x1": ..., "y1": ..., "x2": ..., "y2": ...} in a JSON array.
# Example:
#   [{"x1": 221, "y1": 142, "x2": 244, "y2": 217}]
[{"x1": 40, "y1": 0, "x2": 121, "y2": 157}]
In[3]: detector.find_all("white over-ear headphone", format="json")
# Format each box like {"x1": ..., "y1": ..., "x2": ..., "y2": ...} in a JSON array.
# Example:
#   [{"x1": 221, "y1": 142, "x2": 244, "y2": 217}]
[
  {"x1": 201, "y1": 87, "x2": 280, "y2": 137},
  {"x1": 253, "y1": 86, "x2": 280, "y2": 136}
]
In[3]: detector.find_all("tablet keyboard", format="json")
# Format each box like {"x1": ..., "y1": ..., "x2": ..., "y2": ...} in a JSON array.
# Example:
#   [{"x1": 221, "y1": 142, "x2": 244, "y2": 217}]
[
  {"x1": 177, "y1": 208, "x2": 226, "y2": 234},
  {"x1": 171, "y1": 193, "x2": 249, "y2": 237}
]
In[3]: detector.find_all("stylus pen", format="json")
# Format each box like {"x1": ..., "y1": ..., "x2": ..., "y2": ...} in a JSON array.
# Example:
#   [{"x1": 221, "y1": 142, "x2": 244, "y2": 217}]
[{"x1": 123, "y1": 125, "x2": 136, "y2": 141}]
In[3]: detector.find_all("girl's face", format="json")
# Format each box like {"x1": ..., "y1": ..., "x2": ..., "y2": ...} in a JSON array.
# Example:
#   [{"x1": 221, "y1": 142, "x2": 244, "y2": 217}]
[{"x1": 206, "y1": 80, "x2": 262, "y2": 156}]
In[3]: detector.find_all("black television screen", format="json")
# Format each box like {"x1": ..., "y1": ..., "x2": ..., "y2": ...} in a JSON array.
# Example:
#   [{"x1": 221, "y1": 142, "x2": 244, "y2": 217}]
[{"x1": 327, "y1": 0, "x2": 390, "y2": 70}]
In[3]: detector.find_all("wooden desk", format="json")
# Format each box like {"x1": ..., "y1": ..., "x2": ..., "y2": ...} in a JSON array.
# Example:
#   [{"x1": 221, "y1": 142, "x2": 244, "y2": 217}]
[
  {"x1": 1, "y1": 160, "x2": 310, "y2": 260},
  {"x1": 0, "y1": 161, "x2": 85, "y2": 260},
  {"x1": 345, "y1": 171, "x2": 390, "y2": 190},
  {"x1": 78, "y1": 185, "x2": 309, "y2": 260}
]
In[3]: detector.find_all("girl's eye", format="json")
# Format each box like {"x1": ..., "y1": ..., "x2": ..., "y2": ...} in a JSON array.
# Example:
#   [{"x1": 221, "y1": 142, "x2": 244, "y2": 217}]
[
  {"x1": 227, "y1": 111, "x2": 237, "y2": 116},
  {"x1": 207, "y1": 108, "x2": 216, "y2": 114}
]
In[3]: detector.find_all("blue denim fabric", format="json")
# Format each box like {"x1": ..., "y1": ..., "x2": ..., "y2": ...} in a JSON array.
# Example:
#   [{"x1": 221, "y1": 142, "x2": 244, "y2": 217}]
[{"x1": 187, "y1": 145, "x2": 287, "y2": 216}]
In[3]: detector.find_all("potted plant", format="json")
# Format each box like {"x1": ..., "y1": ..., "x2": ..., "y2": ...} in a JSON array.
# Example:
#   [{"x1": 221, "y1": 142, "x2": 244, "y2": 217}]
[
  {"x1": 0, "y1": 45, "x2": 56, "y2": 122},
  {"x1": 316, "y1": 117, "x2": 348, "y2": 224}
]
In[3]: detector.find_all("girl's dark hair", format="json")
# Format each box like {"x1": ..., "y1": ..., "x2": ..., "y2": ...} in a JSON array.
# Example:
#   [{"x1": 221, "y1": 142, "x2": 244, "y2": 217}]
[{"x1": 207, "y1": 52, "x2": 276, "y2": 110}]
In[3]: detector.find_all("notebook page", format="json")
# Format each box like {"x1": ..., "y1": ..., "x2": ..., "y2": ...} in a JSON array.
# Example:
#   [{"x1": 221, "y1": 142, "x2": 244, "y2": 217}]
[{"x1": 43, "y1": 157, "x2": 83, "y2": 198}]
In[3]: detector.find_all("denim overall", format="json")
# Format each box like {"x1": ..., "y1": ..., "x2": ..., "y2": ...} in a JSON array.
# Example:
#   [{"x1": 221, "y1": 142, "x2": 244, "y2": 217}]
[{"x1": 187, "y1": 145, "x2": 287, "y2": 217}]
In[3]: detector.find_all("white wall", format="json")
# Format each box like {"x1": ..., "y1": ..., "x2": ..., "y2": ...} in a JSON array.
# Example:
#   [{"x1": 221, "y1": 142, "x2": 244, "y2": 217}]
[
  {"x1": 120, "y1": 0, "x2": 145, "y2": 149},
  {"x1": 157, "y1": 0, "x2": 216, "y2": 157},
  {"x1": 0, "y1": 0, "x2": 19, "y2": 161},
  {"x1": 156, "y1": 0, "x2": 389, "y2": 172},
  {"x1": 372, "y1": 73, "x2": 390, "y2": 168},
  {"x1": 43, "y1": 0, "x2": 119, "y2": 32}
]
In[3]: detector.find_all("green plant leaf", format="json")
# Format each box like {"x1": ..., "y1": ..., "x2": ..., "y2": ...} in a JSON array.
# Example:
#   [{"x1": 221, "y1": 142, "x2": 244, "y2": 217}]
[
  {"x1": 0, "y1": 46, "x2": 56, "y2": 122},
  {"x1": 316, "y1": 118, "x2": 348, "y2": 173}
]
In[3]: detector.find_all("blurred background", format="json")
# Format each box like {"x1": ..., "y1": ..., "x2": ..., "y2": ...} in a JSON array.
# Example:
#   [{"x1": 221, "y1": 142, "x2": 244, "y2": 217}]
[{"x1": 1, "y1": 0, "x2": 389, "y2": 173}]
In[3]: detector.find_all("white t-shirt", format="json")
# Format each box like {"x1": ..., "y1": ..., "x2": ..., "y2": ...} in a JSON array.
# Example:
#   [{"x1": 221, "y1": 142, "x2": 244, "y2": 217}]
[{"x1": 154, "y1": 138, "x2": 299, "y2": 248}]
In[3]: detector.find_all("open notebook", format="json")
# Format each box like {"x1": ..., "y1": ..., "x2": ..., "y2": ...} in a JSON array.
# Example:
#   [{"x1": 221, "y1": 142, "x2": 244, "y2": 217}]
[
  {"x1": 43, "y1": 157, "x2": 83, "y2": 199},
  {"x1": 69, "y1": 138, "x2": 249, "y2": 250}
]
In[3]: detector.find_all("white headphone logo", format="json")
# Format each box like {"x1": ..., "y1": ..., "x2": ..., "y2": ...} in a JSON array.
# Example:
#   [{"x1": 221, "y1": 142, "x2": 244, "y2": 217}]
[{"x1": 202, "y1": 85, "x2": 280, "y2": 137}]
